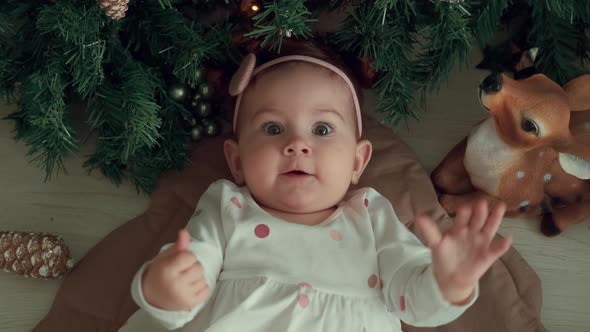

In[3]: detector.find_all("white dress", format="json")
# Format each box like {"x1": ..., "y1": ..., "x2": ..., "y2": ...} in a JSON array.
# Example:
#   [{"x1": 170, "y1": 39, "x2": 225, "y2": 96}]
[{"x1": 122, "y1": 179, "x2": 478, "y2": 332}]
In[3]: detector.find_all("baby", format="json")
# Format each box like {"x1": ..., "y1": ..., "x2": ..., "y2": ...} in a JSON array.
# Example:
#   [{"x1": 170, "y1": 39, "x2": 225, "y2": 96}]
[{"x1": 125, "y1": 43, "x2": 512, "y2": 332}]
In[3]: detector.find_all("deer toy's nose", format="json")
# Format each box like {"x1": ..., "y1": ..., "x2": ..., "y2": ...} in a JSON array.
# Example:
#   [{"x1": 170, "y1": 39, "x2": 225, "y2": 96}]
[{"x1": 480, "y1": 73, "x2": 503, "y2": 94}]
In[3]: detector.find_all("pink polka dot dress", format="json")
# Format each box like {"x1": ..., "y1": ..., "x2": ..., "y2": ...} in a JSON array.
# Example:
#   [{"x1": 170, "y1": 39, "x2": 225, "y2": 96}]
[{"x1": 126, "y1": 180, "x2": 478, "y2": 332}]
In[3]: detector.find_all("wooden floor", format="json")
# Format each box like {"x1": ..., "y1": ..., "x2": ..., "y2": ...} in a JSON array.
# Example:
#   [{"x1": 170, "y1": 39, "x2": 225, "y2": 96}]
[{"x1": 1, "y1": 49, "x2": 589, "y2": 332}]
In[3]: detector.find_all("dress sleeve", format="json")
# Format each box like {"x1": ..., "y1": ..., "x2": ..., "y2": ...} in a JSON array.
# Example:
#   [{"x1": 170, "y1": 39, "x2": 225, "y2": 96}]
[
  {"x1": 366, "y1": 188, "x2": 479, "y2": 327},
  {"x1": 130, "y1": 180, "x2": 227, "y2": 330}
]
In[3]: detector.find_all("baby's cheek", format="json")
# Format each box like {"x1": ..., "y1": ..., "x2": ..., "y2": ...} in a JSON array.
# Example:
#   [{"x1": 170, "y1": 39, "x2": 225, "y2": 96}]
[{"x1": 242, "y1": 150, "x2": 277, "y2": 178}]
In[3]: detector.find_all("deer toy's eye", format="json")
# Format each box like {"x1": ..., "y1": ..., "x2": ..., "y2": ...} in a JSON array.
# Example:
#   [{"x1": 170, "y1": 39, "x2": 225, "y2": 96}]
[{"x1": 521, "y1": 118, "x2": 539, "y2": 135}]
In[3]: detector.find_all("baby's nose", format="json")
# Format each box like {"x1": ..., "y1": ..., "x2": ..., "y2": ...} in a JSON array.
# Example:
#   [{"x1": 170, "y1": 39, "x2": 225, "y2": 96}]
[{"x1": 283, "y1": 138, "x2": 311, "y2": 155}]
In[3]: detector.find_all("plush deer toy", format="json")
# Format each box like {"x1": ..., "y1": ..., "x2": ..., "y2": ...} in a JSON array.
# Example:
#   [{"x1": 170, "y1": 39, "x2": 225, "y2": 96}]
[{"x1": 431, "y1": 73, "x2": 590, "y2": 236}]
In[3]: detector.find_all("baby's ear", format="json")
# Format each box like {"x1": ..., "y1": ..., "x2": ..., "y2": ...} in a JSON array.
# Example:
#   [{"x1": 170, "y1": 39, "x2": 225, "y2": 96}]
[
  {"x1": 351, "y1": 139, "x2": 372, "y2": 185},
  {"x1": 223, "y1": 139, "x2": 245, "y2": 185}
]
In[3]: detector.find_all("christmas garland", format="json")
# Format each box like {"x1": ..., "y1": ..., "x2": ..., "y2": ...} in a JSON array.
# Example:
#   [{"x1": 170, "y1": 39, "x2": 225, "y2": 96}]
[{"x1": 1, "y1": 0, "x2": 588, "y2": 193}]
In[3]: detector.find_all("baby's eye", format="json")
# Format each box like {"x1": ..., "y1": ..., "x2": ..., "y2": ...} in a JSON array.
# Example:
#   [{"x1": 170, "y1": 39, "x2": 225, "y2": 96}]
[
  {"x1": 263, "y1": 122, "x2": 283, "y2": 135},
  {"x1": 312, "y1": 123, "x2": 333, "y2": 136}
]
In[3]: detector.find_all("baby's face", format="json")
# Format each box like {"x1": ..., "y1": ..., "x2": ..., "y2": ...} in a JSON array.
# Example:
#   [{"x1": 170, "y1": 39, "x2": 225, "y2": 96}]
[{"x1": 224, "y1": 63, "x2": 371, "y2": 214}]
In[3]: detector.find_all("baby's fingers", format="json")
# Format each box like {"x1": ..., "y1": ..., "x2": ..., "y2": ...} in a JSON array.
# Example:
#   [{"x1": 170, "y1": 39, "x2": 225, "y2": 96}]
[
  {"x1": 488, "y1": 236, "x2": 512, "y2": 259},
  {"x1": 415, "y1": 215, "x2": 442, "y2": 248},
  {"x1": 180, "y1": 262, "x2": 205, "y2": 283},
  {"x1": 468, "y1": 200, "x2": 488, "y2": 233},
  {"x1": 180, "y1": 284, "x2": 211, "y2": 311},
  {"x1": 480, "y1": 202, "x2": 507, "y2": 241},
  {"x1": 191, "y1": 285, "x2": 211, "y2": 309},
  {"x1": 453, "y1": 205, "x2": 472, "y2": 229}
]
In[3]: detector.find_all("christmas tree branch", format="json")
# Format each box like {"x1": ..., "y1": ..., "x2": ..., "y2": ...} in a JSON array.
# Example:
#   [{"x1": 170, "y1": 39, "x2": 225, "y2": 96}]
[
  {"x1": 131, "y1": 3, "x2": 228, "y2": 86},
  {"x1": 37, "y1": 2, "x2": 107, "y2": 98},
  {"x1": 413, "y1": 1, "x2": 471, "y2": 93},
  {"x1": 86, "y1": 76, "x2": 190, "y2": 193},
  {"x1": 244, "y1": 0, "x2": 315, "y2": 52},
  {"x1": 124, "y1": 97, "x2": 191, "y2": 193},
  {"x1": 0, "y1": 1, "x2": 37, "y2": 99},
  {"x1": 530, "y1": 2, "x2": 584, "y2": 84},
  {"x1": 335, "y1": 3, "x2": 418, "y2": 124},
  {"x1": 542, "y1": 0, "x2": 576, "y2": 22},
  {"x1": 576, "y1": 1, "x2": 590, "y2": 23},
  {"x1": 10, "y1": 57, "x2": 78, "y2": 180},
  {"x1": 88, "y1": 48, "x2": 162, "y2": 164},
  {"x1": 471, "y1": 0, "x2": 510, "y2": 48}
]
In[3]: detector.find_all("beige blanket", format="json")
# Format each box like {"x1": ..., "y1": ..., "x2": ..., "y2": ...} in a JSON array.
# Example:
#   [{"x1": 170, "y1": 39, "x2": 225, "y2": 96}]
[{"x1": 33, "y1": 115, "x2": 546, "y2": 332}]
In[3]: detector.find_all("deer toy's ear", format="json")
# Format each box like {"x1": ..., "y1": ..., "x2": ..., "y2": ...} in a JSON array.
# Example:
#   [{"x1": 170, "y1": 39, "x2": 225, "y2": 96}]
[
  {"x1": 563, "y1": 74, "x2": 590, "y2": 112},
  {"x1": 559, "y1": 153, "x2": 590, "y2": 179},
  {"x1": 559, "y1": 141, "x2": 590, "y2": 179}
]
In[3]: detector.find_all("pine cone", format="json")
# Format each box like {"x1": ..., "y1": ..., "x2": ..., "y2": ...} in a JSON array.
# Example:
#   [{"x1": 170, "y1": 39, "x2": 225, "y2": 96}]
[
  {"x1": 0, "y1": 231, "x2": 74, "y2": 279},
  {"x1": 97, "y1": 0, "x2": 129, "y2": 20}
]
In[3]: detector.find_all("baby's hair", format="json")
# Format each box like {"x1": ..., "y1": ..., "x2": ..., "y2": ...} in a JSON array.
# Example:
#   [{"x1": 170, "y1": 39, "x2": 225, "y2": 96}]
[
  {"x1": 249, "y1": 39, "x2": 363, "y2": 106},
  {"x1": 232, "y1": 39, "x2": 364, "y2": 139}
]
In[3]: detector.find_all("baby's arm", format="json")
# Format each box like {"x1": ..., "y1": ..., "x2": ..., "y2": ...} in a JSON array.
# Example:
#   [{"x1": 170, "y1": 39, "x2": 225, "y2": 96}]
[
  {"x1": 369, "y1": 189, "x2": 509, "y2": 327},
  {"x1": 130, "y1": 181, "x2": 227, "y2": 330}
]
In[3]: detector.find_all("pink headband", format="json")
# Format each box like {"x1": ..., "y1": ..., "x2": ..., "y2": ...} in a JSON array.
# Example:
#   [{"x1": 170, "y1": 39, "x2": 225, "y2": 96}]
[{"x1": 229, "y1": 53, "x2": 363, "y2": 137}]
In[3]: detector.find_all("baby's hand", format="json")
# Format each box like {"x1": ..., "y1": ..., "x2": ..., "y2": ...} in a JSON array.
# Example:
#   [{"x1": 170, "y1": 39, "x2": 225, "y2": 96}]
[
  {"x1": 414, "y1": 200, "x2": 512, "y2": 304},
  {"x1": 142, "y1": 229, "x2": 210, "y2": 311}
]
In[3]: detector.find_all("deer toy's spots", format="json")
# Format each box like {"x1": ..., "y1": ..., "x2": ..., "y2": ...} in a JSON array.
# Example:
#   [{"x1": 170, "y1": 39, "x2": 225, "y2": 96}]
[
  {"x1": 544, "y1": 174, "x2": 552, "y2": 182},
  {"x1": 516, "y1": 171, "x2": 525, "y2": 179},
  {"x1": 519, "y1": 200, "x2": 530, "y2": 213}
]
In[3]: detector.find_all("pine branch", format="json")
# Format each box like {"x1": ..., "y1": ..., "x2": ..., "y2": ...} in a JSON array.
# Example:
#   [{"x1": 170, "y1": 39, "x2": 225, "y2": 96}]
[
  {"x1": 156, "y1": 0, "x2": 173, "y2": 8},
  {"x1": 335, "y1": 3, "x2": 418, "y2": 124},
  {"x1": 244, "y1": 0, "x2": 316, "y2": 52},
  {"x1": 413, "y1": 1, "x2": 472, "y2": 93},
  {"x1": 8, "y1": 56, "x2": 78, "y2": 180},
  {"x1": 471, "y1": 0, "x2": 510, "y2": 47},
  {"x1": 36, "y1": 2, "x2": 107, "y2": 98},
  {"x1": 530, "y1": 2, "x2": 584, "y2": 84},
  {"x1": 0, "y1": 12, "x2": 14, "y2": 38},
  {"x1": 374, "y1": 0, "x2": 416, "y2": 21},
  {"x1": 131, "y1": 3, "x2": 229, "y2": 86},
  {"x1": 87, "y1": 48, "x2": 162, "y2": 164},
  {"x1": 0, "y1": 2, "x2": 37, "y2": 99},
  {"x1": 125, "y1": 97, "x2": 191, "y2": 193},
  {"x1": 85, "y1": 78, "x2": 191, "y2": 193},
  {"x1": 575, "y1": 1, "x2": 590, "y2": 23},
  {"x1": 542, "y1": 0, "x2": 576, "y2": 22}
]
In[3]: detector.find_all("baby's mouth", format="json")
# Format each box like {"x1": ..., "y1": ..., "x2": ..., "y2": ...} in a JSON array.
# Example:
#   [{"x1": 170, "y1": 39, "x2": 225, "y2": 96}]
[
  {"x1": 285, "y1": 170, "x2": 308, "y2": 175},
  {"x1": 281, "y1": 170, "x2": 314, "y2": 178}
]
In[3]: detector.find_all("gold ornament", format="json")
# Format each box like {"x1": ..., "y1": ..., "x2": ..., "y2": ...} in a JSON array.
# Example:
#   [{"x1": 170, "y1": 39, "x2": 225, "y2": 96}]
[
  {"x1": 191, "y1": 125, "x2": 204, "y2": 142},
  {"x1": 191, "y1": 68, "x2": 206, "y2": 86},
  {"x1": 97, "y1": 0, "x2": 129, "y2": 20},
  {"x1": 193, "y1": 102, "x2": 212, "y2": 118},
  {"x1": 0, "y1": 231, "x2": 74, "y2": 279},
  {"x1": 189, "y1": 94, "x2": 202, "y2": 110},
  {"x1": 197, "y1": 83, "x2": 212, "y2": 99},
  {"x1": 168, "y1": 83, "x2": 189, "y2": 103},
  {"x1": 202, "y1": 119, "x2": 220, "y2": 137}
]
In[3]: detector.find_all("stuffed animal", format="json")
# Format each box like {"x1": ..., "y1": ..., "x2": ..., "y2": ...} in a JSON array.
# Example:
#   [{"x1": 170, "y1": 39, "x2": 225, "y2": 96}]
[{"x1": 431, "y1": 73, "x2": 590, "y2": 236}]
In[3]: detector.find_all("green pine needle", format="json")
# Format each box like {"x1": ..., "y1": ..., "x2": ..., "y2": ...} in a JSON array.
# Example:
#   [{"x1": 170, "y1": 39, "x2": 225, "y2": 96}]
[
  {"x1": 472, "y1": 0, "x2": 510, "y2": 47},
  {"x1": 530, "y1": 2, "x2": 585, "y2": 84},
  {"x1": 244, "y1": 0, "x2": 316, "y2": 52}
]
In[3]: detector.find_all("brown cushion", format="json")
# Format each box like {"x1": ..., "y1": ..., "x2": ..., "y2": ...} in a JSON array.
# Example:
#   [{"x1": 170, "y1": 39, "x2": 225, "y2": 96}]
[{"x1": 33, "y1": 114, "x2": 546, "y2": 332}]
